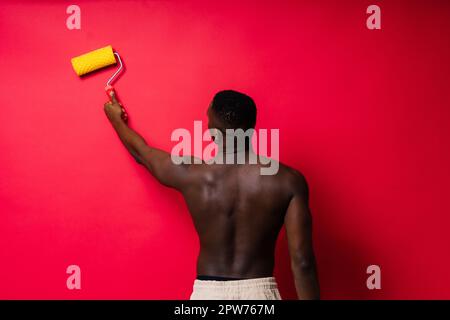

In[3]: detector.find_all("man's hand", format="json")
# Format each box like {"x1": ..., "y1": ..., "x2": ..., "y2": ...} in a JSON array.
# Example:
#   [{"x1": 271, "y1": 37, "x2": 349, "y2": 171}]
[{"x1": 104, "y1": 91, "x2": 128, "y2": 123}]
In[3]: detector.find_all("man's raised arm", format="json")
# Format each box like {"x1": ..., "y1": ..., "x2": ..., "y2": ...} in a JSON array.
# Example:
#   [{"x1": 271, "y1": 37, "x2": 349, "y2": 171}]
[{"x1": 103, "y1": 92, "x2": 192, "y2": 190}]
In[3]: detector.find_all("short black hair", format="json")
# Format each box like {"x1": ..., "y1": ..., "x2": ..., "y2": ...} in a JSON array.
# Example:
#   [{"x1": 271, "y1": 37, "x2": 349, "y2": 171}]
[{"x1": 210, "y1": 90, "x2": 257, "y2": 130}]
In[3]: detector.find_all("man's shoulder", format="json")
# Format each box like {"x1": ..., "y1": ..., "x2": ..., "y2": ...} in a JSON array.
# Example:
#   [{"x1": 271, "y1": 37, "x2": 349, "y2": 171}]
[{"x1": 275, "y1": 162, "x2": 308, "y2": 194}]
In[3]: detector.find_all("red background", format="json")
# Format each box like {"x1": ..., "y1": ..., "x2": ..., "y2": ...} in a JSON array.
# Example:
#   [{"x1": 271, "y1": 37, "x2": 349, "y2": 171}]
[{"x1": 1, "y1": 0, "x2": 449, "y2": 299}]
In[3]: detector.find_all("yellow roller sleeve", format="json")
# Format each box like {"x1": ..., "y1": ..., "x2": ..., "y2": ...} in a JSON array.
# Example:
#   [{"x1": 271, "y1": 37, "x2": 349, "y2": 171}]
[{"x1": 71, "y1": 45, "x2": 116, "y2": 76}]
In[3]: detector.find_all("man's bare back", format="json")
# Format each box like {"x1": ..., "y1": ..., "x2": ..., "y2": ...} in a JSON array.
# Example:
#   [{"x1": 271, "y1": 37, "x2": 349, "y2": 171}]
[
  {"x1": 104, "y1": 90, "x2": 320, "y2": 299},
  {"x1": 184, "y1": 159, "x2": 301, "y2": 279}
]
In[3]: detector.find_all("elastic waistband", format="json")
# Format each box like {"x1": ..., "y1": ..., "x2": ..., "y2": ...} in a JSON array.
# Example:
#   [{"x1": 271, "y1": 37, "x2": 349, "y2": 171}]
[
  {"x1": 193, "y1": 277, "x2": 278, "y2": 289},
  {"x1": 197, "y1": 275, "x2": 244, "y2": 281}
]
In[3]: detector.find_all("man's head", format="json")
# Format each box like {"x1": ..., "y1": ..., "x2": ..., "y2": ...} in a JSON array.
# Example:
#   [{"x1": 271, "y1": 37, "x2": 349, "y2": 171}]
[{"x1": 207, "y1": 90, "x2": 257, "y2": 132}]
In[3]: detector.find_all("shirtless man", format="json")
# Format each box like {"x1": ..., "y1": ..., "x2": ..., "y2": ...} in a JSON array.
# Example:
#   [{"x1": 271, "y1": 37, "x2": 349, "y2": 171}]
[{"x1": 104, "y1": 89, "x2": 320, "y2": 300}]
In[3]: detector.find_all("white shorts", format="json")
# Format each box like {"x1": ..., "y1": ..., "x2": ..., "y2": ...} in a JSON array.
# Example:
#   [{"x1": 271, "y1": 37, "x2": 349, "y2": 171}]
[{"x1": 190, "y1": 277, "x2": 282, "y2": 300}]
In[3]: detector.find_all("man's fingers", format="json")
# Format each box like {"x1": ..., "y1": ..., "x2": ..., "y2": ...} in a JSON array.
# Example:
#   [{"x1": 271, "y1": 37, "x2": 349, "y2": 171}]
[{"x1": 110, "y1": 90, "x2": 119, "y2": 104}]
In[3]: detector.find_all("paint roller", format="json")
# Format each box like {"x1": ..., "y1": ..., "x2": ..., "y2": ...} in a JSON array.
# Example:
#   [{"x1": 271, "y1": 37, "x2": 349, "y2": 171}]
[{"x1": 70, "y1": 45, "x2": 123, "y2": 99}]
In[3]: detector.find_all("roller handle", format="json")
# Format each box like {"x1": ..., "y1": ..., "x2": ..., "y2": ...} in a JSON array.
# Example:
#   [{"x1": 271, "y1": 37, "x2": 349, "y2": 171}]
[
  {"x1": 105, "y1": 85, "x2": 115, "y2": 99},
  {"x1": 105, "y1": 85, "x2": 128, "y2": 122}
]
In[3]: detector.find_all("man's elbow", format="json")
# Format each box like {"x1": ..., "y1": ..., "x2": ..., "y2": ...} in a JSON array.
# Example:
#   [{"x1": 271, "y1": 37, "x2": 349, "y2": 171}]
[
  {"x1": 291, "y1": 253, "x2": 316, "y2": 272},
  {"x1": 133, "y1": 155, "x2": 143, "y2": 165},
  {"x1": 129, "y1": 151, "x2": 145, "y2": 165}
]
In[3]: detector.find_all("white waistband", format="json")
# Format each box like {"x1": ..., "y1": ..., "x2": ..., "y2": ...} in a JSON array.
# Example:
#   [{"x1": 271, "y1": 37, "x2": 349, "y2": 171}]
[{"x1": 193, "y1": 277, "x2": 278, "y2": 289}]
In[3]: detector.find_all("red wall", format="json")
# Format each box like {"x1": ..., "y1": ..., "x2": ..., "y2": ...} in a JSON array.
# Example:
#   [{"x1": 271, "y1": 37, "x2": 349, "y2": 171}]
[{"x1": 1, "y1": 0, "x2": 449, "y2": 299}]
